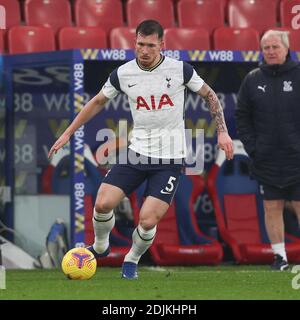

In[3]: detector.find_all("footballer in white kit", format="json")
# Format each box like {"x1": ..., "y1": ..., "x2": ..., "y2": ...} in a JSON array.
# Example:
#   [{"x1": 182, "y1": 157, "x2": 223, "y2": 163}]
[
  {"x1": 102, "y1": 55, "x2": 204, "y2": 159},
  {"x1": 101, "y1": 54, "x2": 204, "y2": 204},
  {"x1": 48, "y1": 20, "x2": 233, "y2": 280}
]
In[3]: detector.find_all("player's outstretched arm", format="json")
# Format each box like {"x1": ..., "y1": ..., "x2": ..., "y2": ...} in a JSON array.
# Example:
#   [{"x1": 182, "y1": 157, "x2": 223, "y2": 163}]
[
  {"x1": 48, "y1": 90, "x2": 109, "y2": 158},
  {"x1": 198, "y1": 83, "x2": 234, "y2": 160}
]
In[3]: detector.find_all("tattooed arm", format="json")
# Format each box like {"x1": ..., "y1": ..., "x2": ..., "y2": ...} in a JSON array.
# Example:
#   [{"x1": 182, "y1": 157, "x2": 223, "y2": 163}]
[
  {"x1": 198, "y1": 83, "x2": 227, "y2": 133},
  {"x1": 198, "y1": 83, "x2": 234, "y2": 160}
]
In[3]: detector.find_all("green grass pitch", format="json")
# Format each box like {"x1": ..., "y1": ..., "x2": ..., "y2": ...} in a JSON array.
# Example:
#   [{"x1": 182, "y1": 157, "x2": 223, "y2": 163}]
[{"x1": 0, "y1": 265, "x2": 300, "y2": 300}]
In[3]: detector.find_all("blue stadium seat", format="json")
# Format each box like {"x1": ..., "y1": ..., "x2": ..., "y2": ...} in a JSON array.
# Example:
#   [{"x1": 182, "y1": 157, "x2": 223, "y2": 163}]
[{"x1": 42, "y1": 144, "x2": 101, "y2": 197}]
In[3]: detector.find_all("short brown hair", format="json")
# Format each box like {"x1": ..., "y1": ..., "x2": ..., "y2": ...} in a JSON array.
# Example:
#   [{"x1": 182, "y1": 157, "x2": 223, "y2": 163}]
[{"x1": 136, "y1": 20, "x2": 164, "y2": 40}]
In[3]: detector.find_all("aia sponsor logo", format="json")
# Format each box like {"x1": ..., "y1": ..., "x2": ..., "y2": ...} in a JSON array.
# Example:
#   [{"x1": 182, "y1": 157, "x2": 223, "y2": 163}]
[{"x1": 136, "y1": 94, "x2": 174, "y2": 110}]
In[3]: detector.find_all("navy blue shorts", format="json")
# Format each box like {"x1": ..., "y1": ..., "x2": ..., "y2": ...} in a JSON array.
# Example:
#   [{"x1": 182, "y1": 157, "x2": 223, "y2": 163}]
[
  {"x1": 102, "y1": 156, "x2": 183, "y2": 205},
  {"x1": 260, "y1": 183, "x2": 300, "y2": 201}
]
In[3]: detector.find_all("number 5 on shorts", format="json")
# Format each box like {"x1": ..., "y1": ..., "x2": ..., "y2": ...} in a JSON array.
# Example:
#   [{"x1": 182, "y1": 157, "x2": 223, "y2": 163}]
[{"x1": 165, "y1": 176, "x2": 176, "y2": 192}]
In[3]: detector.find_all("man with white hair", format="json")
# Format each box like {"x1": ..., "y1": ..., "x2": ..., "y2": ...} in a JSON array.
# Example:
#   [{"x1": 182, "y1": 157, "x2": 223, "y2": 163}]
[{"x1": 236, "y1": 30, "x2": 300, "y2": 271}]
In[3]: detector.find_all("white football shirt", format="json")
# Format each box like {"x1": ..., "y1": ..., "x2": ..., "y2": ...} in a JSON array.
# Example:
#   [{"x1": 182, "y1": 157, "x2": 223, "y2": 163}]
[{"x1": 102, "y1": 55, "x2": 204, "y2": 159}]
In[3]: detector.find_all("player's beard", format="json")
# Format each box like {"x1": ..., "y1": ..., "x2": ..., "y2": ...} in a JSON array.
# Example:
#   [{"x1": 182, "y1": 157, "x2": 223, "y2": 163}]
[{"x1": 139, "y1": 56, "x2": 152, "y2": 67}]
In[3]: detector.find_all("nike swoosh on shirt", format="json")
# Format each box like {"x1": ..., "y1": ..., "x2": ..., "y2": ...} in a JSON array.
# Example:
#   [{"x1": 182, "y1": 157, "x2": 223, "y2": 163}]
[
  {"x1": 160, "y1": 189, "x2": 172, "y2": 195},
  {"x1": 128, "y1": 84, "x2": 137, "y2": 88}
]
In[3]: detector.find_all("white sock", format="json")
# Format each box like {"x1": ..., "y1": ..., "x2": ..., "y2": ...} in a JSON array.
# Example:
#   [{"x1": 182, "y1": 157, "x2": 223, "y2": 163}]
[
  {"x1": 92, "y1": 208, "x2": 115, "y2": 254},
  {"x1": 271, "y1": 243, "x2": 287, "y2": 261},
  {"x1": 124, "y1": 225, "x2": 157, "y2": 264}
]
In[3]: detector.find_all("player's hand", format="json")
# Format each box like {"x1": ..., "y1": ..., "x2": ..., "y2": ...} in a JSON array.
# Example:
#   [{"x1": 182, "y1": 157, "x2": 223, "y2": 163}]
[
  {"x1": 48, "y1": 133, "x2": 70, "y2": 159},
  {"x1": 217, "y1": 131, "x2": 234, "y2": 160}
]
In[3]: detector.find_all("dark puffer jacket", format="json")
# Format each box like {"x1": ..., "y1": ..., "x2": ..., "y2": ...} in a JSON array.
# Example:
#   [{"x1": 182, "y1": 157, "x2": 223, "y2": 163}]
[{"x1": 236, "y1": 56, "x2": 300, "y2": 188}]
